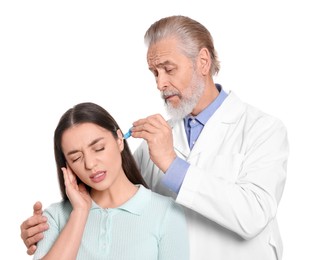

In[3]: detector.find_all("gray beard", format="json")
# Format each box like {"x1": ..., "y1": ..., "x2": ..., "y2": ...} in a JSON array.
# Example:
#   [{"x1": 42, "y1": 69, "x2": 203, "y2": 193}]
[
  {"x1": 164, "y1": 75, "x2": 205, "y2": 123},
  {"x1": 165, "y1": 97, "x2": 195, "y2": 123}
]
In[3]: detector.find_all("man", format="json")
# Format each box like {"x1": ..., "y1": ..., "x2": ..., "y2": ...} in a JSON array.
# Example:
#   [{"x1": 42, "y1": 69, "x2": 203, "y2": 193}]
[{"x1": 21, "y1": 15, "x2": 288, "y2": 260}]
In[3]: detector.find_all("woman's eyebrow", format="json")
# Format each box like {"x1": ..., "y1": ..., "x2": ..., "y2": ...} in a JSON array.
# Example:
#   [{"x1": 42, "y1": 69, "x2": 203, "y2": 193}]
[
  {"x1": 66, "y1": 137, "x2": 105, "y2": 156},
  {"x1": 88, "y1": 137, "x2": 104, "y2": 147},
  {"x1": 66, "y1": 149, "x2": 80, "y2": 156}
]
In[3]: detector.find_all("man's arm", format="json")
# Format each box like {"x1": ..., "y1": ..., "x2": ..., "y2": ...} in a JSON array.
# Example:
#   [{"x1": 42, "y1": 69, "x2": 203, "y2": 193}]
[{"x1": 132, "y1": 113, "x2": 288, "y2": 240}]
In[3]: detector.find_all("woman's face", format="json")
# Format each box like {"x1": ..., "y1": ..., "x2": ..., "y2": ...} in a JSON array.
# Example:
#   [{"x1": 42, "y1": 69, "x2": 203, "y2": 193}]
[{"x1": 61, "y1": 122, "x2": 124, "y2": 192}]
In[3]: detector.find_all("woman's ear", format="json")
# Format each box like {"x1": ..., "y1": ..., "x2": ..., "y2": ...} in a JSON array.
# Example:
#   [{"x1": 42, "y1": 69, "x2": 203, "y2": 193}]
[{"x1": 116, "y1": 129, "x2": 124, "y2": 151}]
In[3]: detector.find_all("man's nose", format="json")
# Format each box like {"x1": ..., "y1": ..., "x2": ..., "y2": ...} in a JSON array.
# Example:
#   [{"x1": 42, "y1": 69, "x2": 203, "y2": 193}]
[{"x1": 156, "y1": 72, "x2": 170, "y2": 92}]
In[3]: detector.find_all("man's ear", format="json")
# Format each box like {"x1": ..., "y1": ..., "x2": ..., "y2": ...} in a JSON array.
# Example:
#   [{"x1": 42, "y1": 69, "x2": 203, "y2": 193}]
[
  {"x1": 198, "y1": 47, "x2": 211, "y2": 76},
  {"x1": 116, "y1": 129, "x2": 124, "y2": 151}
]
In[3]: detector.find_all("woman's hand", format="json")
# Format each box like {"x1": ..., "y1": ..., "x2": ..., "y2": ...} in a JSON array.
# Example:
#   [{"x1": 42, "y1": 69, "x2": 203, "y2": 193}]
[{"x1": 62, "y1": 166, "x2": 92, "y2": 211}]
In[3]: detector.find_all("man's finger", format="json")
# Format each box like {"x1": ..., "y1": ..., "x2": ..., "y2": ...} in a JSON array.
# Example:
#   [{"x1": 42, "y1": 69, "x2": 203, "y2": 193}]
[
  {"x1": 33, "y1": 201, "x2": 43, "y2": 215},
  {"x1": 27, "y1": 244, "x2": 37, "y2": 256}
]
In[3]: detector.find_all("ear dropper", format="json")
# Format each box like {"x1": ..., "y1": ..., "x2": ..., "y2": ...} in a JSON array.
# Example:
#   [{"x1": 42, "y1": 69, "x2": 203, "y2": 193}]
[{"x1": 123, "y1": 128, "x2": 132, "y2": 140}]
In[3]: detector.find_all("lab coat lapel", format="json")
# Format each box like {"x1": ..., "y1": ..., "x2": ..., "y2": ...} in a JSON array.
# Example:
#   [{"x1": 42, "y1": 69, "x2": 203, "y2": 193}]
[
  {"x1": 171, "y1": 119, "x2": 190, "y2": 158},
  {"x1": 189, "y1": 92, "x2": 245, "y2": 158}
]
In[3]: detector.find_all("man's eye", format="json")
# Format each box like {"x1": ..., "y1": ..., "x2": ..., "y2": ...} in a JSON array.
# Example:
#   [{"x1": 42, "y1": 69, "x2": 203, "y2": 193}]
[
  {"x1": 165, "y1": 68, "x2": 174, "y2": 73},
  {"x1": 165, "y1": 68, "x2": 173, "y2": 74},
  {"x1": 95, "y1": 147, "x2": 104, "y2": 152}
]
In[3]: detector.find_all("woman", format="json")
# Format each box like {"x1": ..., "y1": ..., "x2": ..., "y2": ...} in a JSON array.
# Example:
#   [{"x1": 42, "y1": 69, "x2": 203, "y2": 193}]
[{"x1": 33, "y1": 102, "x2": 189, "y2": 260}]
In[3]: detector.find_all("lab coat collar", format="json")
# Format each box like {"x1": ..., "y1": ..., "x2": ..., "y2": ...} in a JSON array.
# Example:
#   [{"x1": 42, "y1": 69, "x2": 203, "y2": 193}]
[{"x1": 171, "y1": 91, "x2": 245, "y2": 158}]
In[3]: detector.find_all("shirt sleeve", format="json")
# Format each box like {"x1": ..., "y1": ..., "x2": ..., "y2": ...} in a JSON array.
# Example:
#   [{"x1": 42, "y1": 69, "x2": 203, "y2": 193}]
[
  {"x1": 161, "y1": 157, "x2": 190, "y2": 193},
  {"x1": 33, "y1": 207, "x2": 63, "y2": 260}
]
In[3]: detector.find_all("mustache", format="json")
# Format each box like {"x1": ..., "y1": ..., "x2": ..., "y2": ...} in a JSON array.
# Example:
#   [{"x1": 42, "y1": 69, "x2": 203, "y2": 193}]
[{"x1": 161, "y1": 90, "x2": 181, "y2": 100}]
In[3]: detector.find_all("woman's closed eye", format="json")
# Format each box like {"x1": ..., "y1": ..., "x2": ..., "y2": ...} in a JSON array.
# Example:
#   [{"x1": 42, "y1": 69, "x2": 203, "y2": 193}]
[
  {"x1": 72, "y1": 156, "x2": 81, "y2": 163},
  {"x1": 68, "y1": 151, "x2": 83, "y2": 163},
  {"x1": 94, "y1": 146, "x2": 105, "y2": 152}
]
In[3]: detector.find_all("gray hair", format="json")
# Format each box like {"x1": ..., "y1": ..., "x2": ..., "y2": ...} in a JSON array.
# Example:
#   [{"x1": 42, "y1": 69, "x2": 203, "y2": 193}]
[{"x1": 144, "y1": 15, "x2": 220, "y2": 76}]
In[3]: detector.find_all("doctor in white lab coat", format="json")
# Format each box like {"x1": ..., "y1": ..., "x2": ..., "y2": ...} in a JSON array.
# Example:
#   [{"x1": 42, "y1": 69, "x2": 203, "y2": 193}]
[
  {"x1": 131, "y1": 15, "x2": 288, "y2": 260},
  {"x1": 20, "y1": 15, "x2": 288, "y2": 260},
  {"x1": 133, "y1": 91, "x2": 288, "y2": 260}
]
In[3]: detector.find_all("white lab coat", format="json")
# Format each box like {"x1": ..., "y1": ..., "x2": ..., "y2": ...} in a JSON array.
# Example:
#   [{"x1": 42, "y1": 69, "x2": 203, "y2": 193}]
[{"x1": 133, "y1": 91, "x2": 288, "y2": 260}]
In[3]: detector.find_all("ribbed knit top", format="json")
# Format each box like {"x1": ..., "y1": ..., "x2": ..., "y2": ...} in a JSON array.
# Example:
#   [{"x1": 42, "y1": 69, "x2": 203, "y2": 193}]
[{"x1": 34, "y1": 185, "x2": 189, "y2": 260}]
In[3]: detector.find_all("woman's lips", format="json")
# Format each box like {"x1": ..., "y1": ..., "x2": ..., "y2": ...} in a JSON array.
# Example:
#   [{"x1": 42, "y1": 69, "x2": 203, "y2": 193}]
[{"x1": 90, "y1": 171, "x2": 106, "y2": 183}]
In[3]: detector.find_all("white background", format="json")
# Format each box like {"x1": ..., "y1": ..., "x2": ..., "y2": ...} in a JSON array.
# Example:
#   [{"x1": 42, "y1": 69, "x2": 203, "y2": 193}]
[{"x1": 1, "y1": 1, "x2": 311, "y2": 259}]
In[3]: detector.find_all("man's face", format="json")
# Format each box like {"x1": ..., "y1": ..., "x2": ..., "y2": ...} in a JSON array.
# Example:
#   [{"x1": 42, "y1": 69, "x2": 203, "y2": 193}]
[{"x1": 147, "y1": 38, "x2": 204, "y2": 120}]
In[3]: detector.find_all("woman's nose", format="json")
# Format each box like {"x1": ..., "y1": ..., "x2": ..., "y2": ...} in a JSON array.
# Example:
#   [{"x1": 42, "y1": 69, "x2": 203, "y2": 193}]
[{"x1": 84, "y1": 154, "x2": 97, "y2": 170}]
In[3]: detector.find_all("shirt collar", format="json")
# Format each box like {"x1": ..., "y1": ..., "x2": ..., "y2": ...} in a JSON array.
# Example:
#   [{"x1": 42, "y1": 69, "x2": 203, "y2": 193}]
[
  {"x1": 184, "y1": 83, "x2": 228, "y2": 125},
  {"x1": 90, "y1": 185, "x2": 150, "y2": 216}
]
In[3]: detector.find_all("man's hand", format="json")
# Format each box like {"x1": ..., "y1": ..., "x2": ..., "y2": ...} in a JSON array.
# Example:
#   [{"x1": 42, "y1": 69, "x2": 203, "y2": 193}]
[
  {"x1": 20, "y1": 201, "x2": 48, "y2": 255},
  {"x1": 132, "y1": 114, "x2": 176, "y2": 172}
]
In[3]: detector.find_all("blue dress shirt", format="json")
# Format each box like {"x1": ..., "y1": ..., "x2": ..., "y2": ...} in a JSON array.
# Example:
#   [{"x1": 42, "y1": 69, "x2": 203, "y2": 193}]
[{"x1": 162, "y1": 84, "x2": 228, "y2": 193}]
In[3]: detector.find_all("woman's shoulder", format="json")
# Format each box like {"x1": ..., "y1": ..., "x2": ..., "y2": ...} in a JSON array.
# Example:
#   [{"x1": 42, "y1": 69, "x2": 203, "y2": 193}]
[
  {"x1": 142, "y1": 186, "x2": 183, "y2": 213},
  {"x1": 149, "y1": 189, "x2": 174, "y2": 203},
  {"x1": 139, "y1": 185, "x2": 172, "y2": 202},
  {"x1": 43, "y1": 199, "x2": 72, "y2": 219}
]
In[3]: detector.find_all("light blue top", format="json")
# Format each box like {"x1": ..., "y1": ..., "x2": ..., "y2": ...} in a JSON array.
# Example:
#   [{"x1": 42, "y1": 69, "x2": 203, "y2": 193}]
[
  {"x1": 33, "y1": 185, "x2": 189, "y2": 260},
  {"x1": 162, "y1": 84, "x2": 228, "y2": 193}
]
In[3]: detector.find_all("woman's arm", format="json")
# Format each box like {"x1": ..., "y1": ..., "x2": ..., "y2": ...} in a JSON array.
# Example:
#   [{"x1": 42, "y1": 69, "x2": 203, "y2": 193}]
[
  {"x1": 40, "y1": 208, "x2": 89, "y2": 260},
  {"x1": 38, "y1": 167, "x2": 92, "y2": 260}
]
